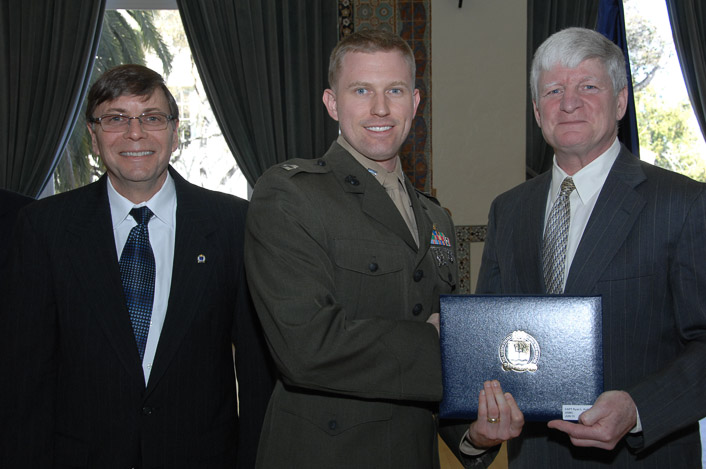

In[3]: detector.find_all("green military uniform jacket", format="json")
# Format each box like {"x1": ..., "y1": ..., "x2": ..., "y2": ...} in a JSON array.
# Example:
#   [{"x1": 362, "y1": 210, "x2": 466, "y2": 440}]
[{"x1": 245, "y1": 142, "x2": 490, "y2": 469}]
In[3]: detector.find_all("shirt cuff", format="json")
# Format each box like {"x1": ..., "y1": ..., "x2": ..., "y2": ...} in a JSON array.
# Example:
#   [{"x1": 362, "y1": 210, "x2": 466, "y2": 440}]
[
  {"x1": 459, "y1": 430, "x2": 488, "y2": 456},
  {"x1": 630, "y1": 405, "x2": 642, "y2": 433}
]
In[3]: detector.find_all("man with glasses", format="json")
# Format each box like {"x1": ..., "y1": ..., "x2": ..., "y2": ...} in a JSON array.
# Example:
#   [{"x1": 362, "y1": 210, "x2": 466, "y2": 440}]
[{"x1": 1, "y1": 64, "x2": 274, "y2": 468}]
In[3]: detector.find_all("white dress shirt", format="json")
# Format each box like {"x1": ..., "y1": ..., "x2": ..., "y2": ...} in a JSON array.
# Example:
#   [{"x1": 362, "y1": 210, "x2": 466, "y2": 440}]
[
  {"x1": 108, "y1": 175, "x2": 177, "y2": 385},
  {"x1": 544, "y1": 138, "x2": 621, "y2": 291}
]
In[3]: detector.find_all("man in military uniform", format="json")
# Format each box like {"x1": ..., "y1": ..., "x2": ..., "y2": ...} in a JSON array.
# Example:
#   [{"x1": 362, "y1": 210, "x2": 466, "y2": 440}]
[{"x1": 245, "y1": 29, "x2": 521, "y2": 469}]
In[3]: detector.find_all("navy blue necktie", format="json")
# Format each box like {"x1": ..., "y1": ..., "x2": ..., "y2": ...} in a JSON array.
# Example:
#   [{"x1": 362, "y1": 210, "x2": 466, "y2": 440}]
[{"x1": 119, "y1": 206, "x2": 156, "y2": 360}]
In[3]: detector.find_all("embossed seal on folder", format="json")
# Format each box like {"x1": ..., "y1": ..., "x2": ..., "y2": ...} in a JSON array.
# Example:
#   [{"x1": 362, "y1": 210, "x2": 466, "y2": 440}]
[
  {"x1": 439, "y1": 295, "x2": 602, "y2": 421},
  {"x1": 500, "y1": 330, "x2": 540, "y2": 372}
]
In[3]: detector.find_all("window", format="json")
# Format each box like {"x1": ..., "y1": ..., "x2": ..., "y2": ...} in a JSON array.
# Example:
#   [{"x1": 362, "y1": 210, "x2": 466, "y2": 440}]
[
  {"x1": 53, "y1": 7, "x2": 248, "y2": 199},
  {"x1": 625, "y1": 0, "x2": 706, "y2": 181}
]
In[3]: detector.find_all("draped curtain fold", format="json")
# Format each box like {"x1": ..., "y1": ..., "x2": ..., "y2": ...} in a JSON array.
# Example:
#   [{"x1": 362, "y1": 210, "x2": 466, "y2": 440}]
[
  {"x1": 0, "y1": 0, "x2": 105, "y2": 196},
  {"x1": 596, "y1": 0, "x2": 639, "y2": 157},
  {"x1": 666, "y1": 0, "x2": 706, "y2": 143},
  {"x1": 526, "y1": 0, "x2": 600, "y2": 178},
  {"x1": 177, "y1": 0, "x2": 339, "y2": 187}
]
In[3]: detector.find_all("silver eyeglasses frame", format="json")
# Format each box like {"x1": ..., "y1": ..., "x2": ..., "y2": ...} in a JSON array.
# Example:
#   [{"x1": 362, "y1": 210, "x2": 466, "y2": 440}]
[{"x1": 89, "y1": 112, "x2": 176, "y2": 132}]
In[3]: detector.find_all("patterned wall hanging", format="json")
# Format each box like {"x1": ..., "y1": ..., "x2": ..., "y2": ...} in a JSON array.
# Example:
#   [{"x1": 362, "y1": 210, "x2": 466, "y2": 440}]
[{"x1": 338, "y1": 0, "x2": 431, "y2": 193}]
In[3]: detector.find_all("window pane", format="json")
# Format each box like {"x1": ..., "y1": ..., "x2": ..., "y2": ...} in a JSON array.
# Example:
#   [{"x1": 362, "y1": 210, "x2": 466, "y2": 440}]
[{"x1": 625, "y1": 0, "x2": 706, "y2": 181}]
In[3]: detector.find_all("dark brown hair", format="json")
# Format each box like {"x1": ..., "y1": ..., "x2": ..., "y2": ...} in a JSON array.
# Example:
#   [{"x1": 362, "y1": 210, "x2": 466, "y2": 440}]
[{"x1": 85, "y1": 64, "x2": 179, "y2": 121}]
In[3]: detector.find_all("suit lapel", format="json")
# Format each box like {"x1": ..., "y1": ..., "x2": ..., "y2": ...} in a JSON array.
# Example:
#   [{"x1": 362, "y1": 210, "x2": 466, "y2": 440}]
[
  {"x1": 328, "y1": 144, "x2": 418, "y2": 250},
  {"x1": 514, "y1": 173, "x2": 551, "y2": 293},
  {"x1": 145, "y1": 169, "x2": 217, "y2": 395},
  {"x1": 565, "y1": 148, "x2": 646, "y2": 294},
  {"x1": 65, "y1": 177, "x2": 145, "y2": 379}
]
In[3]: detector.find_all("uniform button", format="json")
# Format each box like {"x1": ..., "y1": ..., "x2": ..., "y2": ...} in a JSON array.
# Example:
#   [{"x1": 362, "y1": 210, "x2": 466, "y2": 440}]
[
  {"x1": 328, "y1": 420, "x2": 337, "y2": 430},
  {"x1": 412, "y1": 304, "x2": 423, "y2": 316},
  {"x1": 142, "y1": 407, "x2": 154, "y2": 416},
  {"x1": 345, "y1": 175, "x2": 360, "y2": 186},
  {"x1": 413, "y1": 269, "x2": 424, "y2": 282},
  {"x1": 317, "y1": 159, "x2": 326, "y2": 166},
  {"x1": 368, "y1": 263, "x2": 378, "y2": 272}
]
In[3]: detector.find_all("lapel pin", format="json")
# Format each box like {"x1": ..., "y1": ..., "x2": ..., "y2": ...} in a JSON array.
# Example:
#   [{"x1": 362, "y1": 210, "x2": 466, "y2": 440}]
[{"x1": 197, "y1": 254, "x2": 206, "y2": 264}]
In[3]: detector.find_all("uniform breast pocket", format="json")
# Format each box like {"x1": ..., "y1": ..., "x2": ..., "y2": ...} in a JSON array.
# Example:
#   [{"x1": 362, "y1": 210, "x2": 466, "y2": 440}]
[
  {"x1": 333, "y1": 239, "x2": 407, "y2": 319},
  {"x1": 430, "y1": 245, "x2": 457, "y2": 289}
]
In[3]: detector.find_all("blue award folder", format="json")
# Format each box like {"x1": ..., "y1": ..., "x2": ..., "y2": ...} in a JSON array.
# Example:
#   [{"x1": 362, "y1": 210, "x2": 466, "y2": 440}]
[{"x1": 439, "y1": 295, "x2": 603, "y2": 421}]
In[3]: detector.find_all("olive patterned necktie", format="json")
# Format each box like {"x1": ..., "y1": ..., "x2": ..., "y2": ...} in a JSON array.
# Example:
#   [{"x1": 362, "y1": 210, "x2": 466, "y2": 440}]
[{"x1": 542, "y1": 177, "x2": 575, "y2": 294}]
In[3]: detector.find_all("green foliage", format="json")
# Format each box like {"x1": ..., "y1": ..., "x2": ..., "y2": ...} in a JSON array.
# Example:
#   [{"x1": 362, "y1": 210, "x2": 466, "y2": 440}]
[
  {"x1": 635, "y1": 88, "x2": 706, "y2": 181},
  {"x1": 624, "y1": 0, "x2": 706, "y2": 182},
  {"x1": 54, "y1": 10, "x2": 173, "y2": 193}
]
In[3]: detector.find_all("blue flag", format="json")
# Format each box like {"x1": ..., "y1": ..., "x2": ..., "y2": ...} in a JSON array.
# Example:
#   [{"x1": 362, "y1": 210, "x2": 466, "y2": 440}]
[{"x1": 596, "y1": 0, "x2": 640, "y2": 157}]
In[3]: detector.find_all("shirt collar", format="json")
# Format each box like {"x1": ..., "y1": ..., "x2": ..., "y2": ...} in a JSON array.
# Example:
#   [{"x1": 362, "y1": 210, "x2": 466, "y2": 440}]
[
  {"x1": 550, "y1": 138, "x2": 621, "y2": 204},
  {"x1": 337, "y1": 135, "x2": 405, "y2": 187},
  {"x1": 108, "y1": 173, "x2": 177, "y2": 229}
]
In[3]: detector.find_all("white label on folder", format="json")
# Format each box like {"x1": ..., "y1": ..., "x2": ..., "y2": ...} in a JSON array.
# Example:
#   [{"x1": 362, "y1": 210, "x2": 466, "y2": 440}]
[{"x1": 562, "y1": 405, "x2": 591, "y2": 421}]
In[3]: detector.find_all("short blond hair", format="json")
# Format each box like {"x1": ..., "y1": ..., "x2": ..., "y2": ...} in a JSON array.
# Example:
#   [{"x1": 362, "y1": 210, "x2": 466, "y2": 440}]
[{"x1": 328, "y1": 29, "x2": 415, "y2": 89}]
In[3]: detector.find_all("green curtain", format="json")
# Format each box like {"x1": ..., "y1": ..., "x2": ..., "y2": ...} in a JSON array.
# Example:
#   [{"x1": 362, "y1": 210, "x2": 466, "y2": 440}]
[
  {"x1": 0, "y1": 0, "x2": 105, "y2": 196},
  {"x1": 526, "y1": 0, "x2": 600, "y2": 178},
  {"x1": 177, "y1": 0, "x2": 339, "y2": 187}
]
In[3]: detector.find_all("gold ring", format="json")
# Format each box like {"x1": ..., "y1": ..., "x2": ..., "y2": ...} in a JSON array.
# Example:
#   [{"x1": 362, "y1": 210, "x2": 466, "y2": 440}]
[{"x1": 487, "y1": 417, "x2": 499, "y2": 423}]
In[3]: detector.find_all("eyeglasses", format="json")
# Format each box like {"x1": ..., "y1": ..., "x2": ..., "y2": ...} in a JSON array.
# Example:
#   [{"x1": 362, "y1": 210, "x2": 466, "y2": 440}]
[{"x1": 89, "y1": 112, "x2": 175, "y2": 132}]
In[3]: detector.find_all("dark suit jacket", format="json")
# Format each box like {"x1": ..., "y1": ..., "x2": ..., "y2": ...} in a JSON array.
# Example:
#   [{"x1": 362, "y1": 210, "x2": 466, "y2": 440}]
[
  {"x1": 1, "y1": 167, "x2": 274, "y2": 468},
  {"x1": 476, "y1": 146, "x2": 706, "y2": 468},
  {"x1": 0, "y1": 188, "x2": 33, "y2": 279},
  {"x1": 245, "y1": 143, "x2": 489, "y2": 469}
]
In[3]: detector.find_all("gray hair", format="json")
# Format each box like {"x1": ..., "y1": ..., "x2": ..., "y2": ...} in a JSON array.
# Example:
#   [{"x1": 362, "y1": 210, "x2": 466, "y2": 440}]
[{"x1": 530, "y1": 27, "x2": 627, "y2": 102}]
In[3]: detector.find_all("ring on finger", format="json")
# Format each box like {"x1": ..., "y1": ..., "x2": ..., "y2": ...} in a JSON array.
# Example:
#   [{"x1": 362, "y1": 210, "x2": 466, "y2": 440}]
[{"x1": 487, "y1": 417, "x2": 499, "y2": 423}]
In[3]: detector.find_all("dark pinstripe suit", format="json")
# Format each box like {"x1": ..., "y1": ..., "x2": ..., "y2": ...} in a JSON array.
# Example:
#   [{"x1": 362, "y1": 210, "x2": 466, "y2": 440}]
[
  {"x1": 1, "y1": 167, "x2": 274, "y2": 468},
  {"x1": 476, "y1": 146, "x2": 706, "y2": 468}
]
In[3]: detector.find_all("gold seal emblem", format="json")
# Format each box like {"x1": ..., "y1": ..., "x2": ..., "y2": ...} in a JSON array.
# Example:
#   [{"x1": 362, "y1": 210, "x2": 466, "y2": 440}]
[{"x1": 499, "y1": 330, "x2": 540, "y2": 372}]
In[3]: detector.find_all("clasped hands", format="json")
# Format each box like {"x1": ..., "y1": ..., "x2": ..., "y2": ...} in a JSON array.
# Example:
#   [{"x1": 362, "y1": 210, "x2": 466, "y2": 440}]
[
  {"x1": 426, "y1": 316, "x2": 636, "y2": 451},
  {"x1": 466, "y1": 382, "x2": 637, "y2": 452}
]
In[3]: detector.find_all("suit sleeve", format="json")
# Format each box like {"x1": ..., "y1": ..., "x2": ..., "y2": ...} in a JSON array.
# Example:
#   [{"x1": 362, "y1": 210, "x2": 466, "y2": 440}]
[
  {"x1": 0, "y1": 209, "x2": 57, "y2": 467},
  {"x1": 232, "y1": 238, "x2": 276, "y2": 469},
  {"x1": 476, "y1": 199, "x2": 502, "y2": 294},
  {"x1": 244, "y1": 172, "x2": 443, "y2": 402},
  {"x1": 626, "y1": 187, "x2": 706, "y2": 450},
  {"x1": 438, "y1": 423, "x2": 500, "y2": 469}
]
